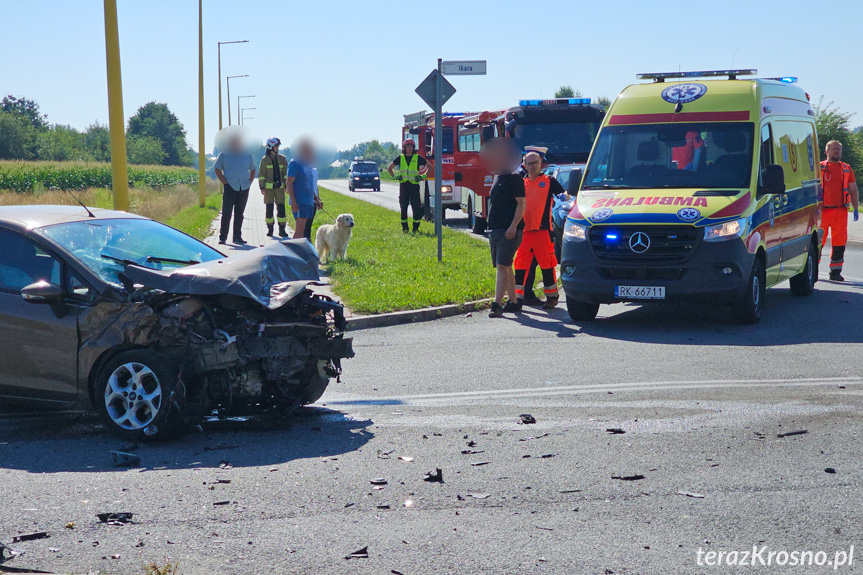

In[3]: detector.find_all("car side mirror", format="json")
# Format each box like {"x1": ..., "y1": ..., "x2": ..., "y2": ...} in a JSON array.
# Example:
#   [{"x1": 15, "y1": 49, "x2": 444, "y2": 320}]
[
  {"x1": 568, "y1": 169, "x2": 584, "y2": 195},
  {"x1": 758, "y1": 164, "x2": 785, "y2": 197},
  {"x1": 21, "y1": 280, "x2": 63, "y2": 304}
]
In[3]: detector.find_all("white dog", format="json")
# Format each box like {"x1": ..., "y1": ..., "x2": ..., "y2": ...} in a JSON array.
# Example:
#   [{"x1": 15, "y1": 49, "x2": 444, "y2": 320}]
[{"x1": 315, "y1": 213, "x2": 355, "y2": 262}]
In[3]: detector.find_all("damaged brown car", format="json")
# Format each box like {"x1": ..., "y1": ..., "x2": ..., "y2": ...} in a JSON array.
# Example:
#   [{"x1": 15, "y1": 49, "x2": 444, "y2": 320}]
[{"x1": 0, "y1": 206, "x2": 353, "y2": 439}]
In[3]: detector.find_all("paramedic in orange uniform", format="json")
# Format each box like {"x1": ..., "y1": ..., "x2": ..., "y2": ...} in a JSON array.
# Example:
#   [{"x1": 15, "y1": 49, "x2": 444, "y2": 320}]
[
  {"x1": 514, "y1": 152, "x2": 565, "y2": 309},
  {"x1": 821, "y1": 140, "x2": 860, "y2": 281}
]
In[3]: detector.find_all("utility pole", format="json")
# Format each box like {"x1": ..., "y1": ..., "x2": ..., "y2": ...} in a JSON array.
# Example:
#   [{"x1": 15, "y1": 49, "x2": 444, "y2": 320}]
[
  {"x1": 217, "y1": 40, "x2": 248, "y2": 131},
  {"x1": 226, "y1": 74, "x2": 248, "y2": 126},
  {"x1": 434, "y1": 58, "x2": 443, "y2": 262},
  {"x1": 197, "y1": 0, "x2": 206, "y2": 207},
  {"x1": 103, "y1": 0, "x2": 128, "y2": 211}
]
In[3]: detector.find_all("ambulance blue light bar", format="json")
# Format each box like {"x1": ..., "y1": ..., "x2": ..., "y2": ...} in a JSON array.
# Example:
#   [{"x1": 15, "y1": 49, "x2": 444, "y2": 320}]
[
  {"x1": 637, "y1": 69, "x2": 757, "y2": 82},
  {"x1": 519, "y1": 98, "x2": 591, "y2": 106},
  {"x1": 766, "y1": 76, "x2": 798, "y2": 83}
]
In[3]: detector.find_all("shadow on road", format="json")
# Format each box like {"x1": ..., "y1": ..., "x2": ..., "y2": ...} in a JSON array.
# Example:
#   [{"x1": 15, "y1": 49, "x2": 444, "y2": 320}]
[{"x1": 0, "y1": 406, "x2": 374, "y2": 474}]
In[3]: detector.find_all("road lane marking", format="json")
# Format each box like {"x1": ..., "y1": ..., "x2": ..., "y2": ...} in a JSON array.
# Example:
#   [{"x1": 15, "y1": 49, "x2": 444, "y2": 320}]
[{"x1": 327, "y1": 376, "x2": 863, "y2": 404}]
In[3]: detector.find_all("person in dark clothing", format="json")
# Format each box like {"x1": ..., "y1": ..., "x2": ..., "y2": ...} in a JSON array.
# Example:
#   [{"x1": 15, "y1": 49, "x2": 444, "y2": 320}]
[
  {"x1": 387, "y1": 139, "x2": 429, "y2": 232},
  {"x1": 481, "y1": 138, "x2": 526, "y2": 318}
]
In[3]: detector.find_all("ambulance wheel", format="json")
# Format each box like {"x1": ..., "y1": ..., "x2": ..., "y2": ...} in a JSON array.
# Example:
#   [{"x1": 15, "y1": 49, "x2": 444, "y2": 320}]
[
  {"x1": 789, "y1": 239, "x2": 817, "y2": 296},
  {"x1": 736, "y1": 256, "x2": 765, "y2": 324},
  {"x1": 566, "y1": 299, "x2": 599, "y2": 322}
]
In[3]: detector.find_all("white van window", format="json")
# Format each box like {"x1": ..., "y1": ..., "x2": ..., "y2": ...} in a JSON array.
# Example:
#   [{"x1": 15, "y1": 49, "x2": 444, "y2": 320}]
[{"x1": 582, "y1": 122, "x2": 755, "y2": 190}]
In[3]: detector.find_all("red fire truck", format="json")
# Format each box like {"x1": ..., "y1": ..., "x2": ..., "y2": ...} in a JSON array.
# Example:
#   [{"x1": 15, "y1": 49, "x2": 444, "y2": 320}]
[{"x1": 456, "y1": 98, "x2": 606, "y2": 233}]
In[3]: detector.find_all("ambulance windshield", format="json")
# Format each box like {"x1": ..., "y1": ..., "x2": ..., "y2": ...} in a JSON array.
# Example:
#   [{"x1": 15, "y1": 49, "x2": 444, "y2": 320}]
[{"x1": 582, "y1": 122, "x2": 755, "y2": 190}]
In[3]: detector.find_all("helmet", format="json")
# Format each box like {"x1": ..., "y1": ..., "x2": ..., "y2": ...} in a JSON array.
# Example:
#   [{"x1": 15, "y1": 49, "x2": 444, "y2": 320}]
[
  {"x1": 402, "y1": 139, "x2": 416, "y2": 151},
  {"x1": 266, "y1": 137, "x2": 281, "y2": 150}
]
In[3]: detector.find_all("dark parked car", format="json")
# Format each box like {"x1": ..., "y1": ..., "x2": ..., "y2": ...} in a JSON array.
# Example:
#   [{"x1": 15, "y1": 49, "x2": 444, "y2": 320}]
[
  {"x1": 0, "y1": 206, "x2": 353, "y2": 439},
  {"x1": 348, "y1": 160, "x2": 381, "y2": 191}
]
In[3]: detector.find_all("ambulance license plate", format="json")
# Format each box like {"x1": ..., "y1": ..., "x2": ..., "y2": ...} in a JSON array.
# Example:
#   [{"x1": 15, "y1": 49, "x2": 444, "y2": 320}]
[{"x1": 615, "y1": 286, "x2": 665, "y2": 299}]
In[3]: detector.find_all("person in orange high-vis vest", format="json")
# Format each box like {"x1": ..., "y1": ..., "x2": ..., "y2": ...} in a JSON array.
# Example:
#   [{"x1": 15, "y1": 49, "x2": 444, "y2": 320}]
[
  {"x1": 821, "y1": 140, "x2": 860, "y2": 281},
  {"x1": 514, "y1": 152, "x2": 565, "y2": 309}
]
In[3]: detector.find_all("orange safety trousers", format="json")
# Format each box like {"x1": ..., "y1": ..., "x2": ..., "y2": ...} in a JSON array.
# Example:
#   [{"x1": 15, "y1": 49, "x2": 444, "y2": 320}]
[
  {"x1": 514, "y1": 230, "x2": 558, "y2": 297},
  {"x1": 822, "y1": 207, "x2": 848, "y2": 249}
]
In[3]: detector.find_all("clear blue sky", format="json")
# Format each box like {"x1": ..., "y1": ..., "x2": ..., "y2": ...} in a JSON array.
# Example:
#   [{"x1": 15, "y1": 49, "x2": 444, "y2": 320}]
[{"x1": 1, "y1": 0, "x2": 860, "y2": 154}]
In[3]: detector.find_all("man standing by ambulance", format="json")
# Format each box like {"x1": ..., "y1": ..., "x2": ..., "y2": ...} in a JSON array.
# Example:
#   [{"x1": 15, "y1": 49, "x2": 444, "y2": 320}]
[
  {"x1": 514, "y1": 152, "x2": 565, "y2": 308},
  {"x1": 258, "y1": 137, "x2": 289, "y2": 237},
  {"x1": 821, "y1": 140, "x2": 859, "y2": 281},
  {"x1": 387, "y1": 139, "x2": 429, "y2": 232}
]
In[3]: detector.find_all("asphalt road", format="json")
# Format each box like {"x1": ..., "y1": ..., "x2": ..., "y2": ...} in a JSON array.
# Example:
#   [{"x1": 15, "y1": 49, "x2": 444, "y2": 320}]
[
  {"x1": 321, "y1": 179, "x2": 469, "y2": 226},
  {"x1": 2, "y1": 248, "x2": 863, "y2": 574}
]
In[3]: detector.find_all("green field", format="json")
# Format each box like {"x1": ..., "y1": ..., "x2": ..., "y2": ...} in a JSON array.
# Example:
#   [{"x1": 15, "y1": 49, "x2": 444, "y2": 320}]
[
  {"x1": 0, "y1": 160, "x2": 198, "y2": 192},
  {"x1": 312, "y1": 187, "x2": 494, "y2": 314}
]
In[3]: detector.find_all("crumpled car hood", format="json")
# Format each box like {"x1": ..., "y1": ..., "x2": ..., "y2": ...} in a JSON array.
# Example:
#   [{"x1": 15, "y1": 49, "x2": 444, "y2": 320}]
[{"x1": 122, "y1": 239, "x2": 322, "y2": 309}]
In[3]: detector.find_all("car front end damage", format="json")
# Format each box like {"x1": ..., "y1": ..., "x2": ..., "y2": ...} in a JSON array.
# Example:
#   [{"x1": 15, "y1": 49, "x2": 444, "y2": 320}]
[{"x1": 80, "y1": 240, "x2": 353, "y2": 427}]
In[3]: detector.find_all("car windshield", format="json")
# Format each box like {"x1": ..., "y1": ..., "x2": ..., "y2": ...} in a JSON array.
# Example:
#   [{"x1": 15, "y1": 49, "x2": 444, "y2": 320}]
[
  {"x1": 39, "y1": 218, "x2": 223, "y2": 287},
  {"x1": 582, "y1": 122, "x2": 755, "y2": 190},
  {"x1": 511, "y1": 121, "x2": 599, "y2": 161},
  {"x1": 353, "y1": 164, "x2": 378, "y2": 173}
]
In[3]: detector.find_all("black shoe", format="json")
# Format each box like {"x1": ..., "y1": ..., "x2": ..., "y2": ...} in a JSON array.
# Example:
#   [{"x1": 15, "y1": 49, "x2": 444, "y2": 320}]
[
  {"x1": 830, "y1": 270, "x2": 845, "y2": 282},
  {"x1": 503, "y1": 301, "x2": 522, "y2": 313},
  {"x1": 489, "y1": 302, "x2": 503, "y2": 318},
  {"x1": 279, "y1": 226, "x2": 287, "y2": 237},
  {"x1": 542, "y1": 296, "x2": 560, "y2": 310},
  {"x1": 218, "y1": 239, "x2": 227, "y2": 245},
  {"x1": 523, "y1": 293, "x2": 542, "y2": 306},
  {"x1": 266, "y1": 226, "x2": 274, "y2": 237},
  {"x1": 234, "y1": 238, "x2": 247, "y2": 245}
]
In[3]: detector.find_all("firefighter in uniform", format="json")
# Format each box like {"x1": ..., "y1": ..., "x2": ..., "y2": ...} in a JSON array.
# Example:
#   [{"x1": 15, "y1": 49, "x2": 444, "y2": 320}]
[
  {"x1": 387, "y1": 139, "x2": 429, "y2": 232},
  {"x1": 820, "y1": 140, "x2": 860, "y2": 281},
  {"x1": 258, "y1": 137, "x2": 289, "y2": 237},
  {"x1": 514, "y1": 151, "x2": 565, "y2": 309}
]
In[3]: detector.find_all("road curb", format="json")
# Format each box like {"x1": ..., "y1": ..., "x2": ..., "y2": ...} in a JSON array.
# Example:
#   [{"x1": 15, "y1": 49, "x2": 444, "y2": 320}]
[{"x1": 347, "y1": 299, "x2": 492, "y2": 330}]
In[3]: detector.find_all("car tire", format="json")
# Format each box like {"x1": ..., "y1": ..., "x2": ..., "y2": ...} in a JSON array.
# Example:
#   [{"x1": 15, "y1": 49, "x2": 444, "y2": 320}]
[
  {"x1": 94, "y1": 349, "x2": 186, "y2": 440},
  {"x1": 348, "y1": 184, "x2": 354, "y2": 192},
  {"x1": 374, "y1": 186, "x2": 380, "y2": 192},
  {"x1": 566, "y1": 298, "x2": 599, "y2": 322},
  {"x1": 736, "y1": 256, "x2": 765, "y2": 324},
  {"x1": 789, "y1": 239, "x2": 817, "y2": 297},
  {"x1": 299, "y1": 375, "x2": 330, "y2": 405},
  {"x1": 472, "y1": 216, "x2": 487, "y2": 235}
]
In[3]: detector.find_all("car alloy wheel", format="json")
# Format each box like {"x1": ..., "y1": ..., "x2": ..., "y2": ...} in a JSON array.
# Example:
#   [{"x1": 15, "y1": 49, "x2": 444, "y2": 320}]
[{"x1": 104, "y1": 362, "x2": 163, "y2": 431}]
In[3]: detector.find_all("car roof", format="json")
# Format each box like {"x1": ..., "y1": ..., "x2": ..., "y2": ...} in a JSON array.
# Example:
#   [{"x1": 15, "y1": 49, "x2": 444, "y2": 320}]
[{"x1": 0, "y1": 205, "x2": 147, "y2": 230}]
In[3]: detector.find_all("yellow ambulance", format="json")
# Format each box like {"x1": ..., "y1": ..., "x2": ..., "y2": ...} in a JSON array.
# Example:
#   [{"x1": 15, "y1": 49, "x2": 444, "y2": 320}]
[{"x1": 561, "y1": 69, "x2": 822, "y2": 323}]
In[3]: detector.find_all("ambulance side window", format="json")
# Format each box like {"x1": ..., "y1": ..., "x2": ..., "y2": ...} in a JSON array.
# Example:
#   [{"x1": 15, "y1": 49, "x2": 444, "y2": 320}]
[{"x1": 758, "y1": 123, "x2": 774, "y2": 187}]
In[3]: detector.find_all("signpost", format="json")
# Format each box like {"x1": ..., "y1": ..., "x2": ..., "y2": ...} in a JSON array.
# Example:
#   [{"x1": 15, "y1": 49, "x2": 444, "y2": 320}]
[{"x1": 414, "y1": 59, "x2": 486, "y2": 262}]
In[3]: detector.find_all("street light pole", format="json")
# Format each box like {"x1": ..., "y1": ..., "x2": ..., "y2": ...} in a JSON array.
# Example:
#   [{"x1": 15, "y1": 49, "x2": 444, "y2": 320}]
[
  {"x1": 197, "y1": 0, "x2": 206, "y2": 207},
  {"x1": 241, "y1": 107, "x2": 256, "y2": 125},
  {"x1": 102, "y1": 0, "x2": 128, "y2": 211},
  {"x1": 217, "y1": 40, "x2": 247, "y2": 131},
  {"x1": 237, "y1": 95, "x2": 255, "y2": 126},
  {"x1": 226, "y1": 74, "x2": 248, "y2": 126}
]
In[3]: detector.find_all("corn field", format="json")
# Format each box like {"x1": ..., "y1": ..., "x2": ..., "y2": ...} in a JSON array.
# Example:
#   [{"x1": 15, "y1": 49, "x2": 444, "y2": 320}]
[{"x1": 0, "y1": 161, "x2": 198, "y2": 192}]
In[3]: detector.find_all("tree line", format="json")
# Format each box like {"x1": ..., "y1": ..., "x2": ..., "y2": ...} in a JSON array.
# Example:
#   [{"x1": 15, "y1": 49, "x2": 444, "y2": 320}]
[{"x1": 0, "y1": 96, "x2": 196, "y2": 167}]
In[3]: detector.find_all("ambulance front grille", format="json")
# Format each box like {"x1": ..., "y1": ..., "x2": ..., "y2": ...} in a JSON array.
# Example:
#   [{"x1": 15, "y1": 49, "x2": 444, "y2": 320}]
[{"x1": 589, "y1": 225, "x2": 701, "y2": 264}]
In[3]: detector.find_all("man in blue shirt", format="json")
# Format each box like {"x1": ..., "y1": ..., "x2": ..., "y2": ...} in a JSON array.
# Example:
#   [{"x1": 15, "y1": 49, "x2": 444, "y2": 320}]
[
  {"x1": 214, "y1": 134, "x2": 256, "y2": 244},
  {"x1": 287, "y1": 138, "x2": 323, "y2": 240}
]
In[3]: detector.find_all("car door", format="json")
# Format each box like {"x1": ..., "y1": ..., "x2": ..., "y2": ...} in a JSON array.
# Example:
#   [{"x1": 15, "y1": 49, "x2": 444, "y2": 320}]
[
  {"x1": 776, "y1": 120, "x2": 818, "y2": 280},
  {"x1": 758, "y1": 123, "x2": 783, "y2": 286},
  {"x1": 0, "y1": 228, "x2": 79, "y2": 404}
]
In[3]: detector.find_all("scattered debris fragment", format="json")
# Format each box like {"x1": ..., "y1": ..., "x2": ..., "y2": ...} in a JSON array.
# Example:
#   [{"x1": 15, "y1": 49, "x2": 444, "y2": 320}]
[
  {"x1": 777, "y1": 430, "x2": 808, "y2": 438},
  {"x1": 559, "y1": 489, "x2": 581, "y2": 494},
  {"x1": 111, "y1": 451, "x2": 141, "y2": 468},
  {"x1": 540, "y1": 453, "x2": 557, "y2": 459},
  {"x1": 218, "y1": 460, "x2": 233, "y2": 469},
  {"x1": 535, "y1": 526, "x2": 554, "y2": 531},
  {"x1": 398, "y1": 456, "x2": 414, "y2": 463},
  {"x1": 110, "y1": 554, "x2": 121, "y2": 560},
  {"x1": 423, "y1": 469, "x2": 444, "y2": 483},
  {"x1": 518, "y1": 433, "x2": 549, "y2": 442},
  {"x1": 370, "y1": 478, "x2": 388, "y2": 486},
  {"x1": 203, "y1": 444, "x2": 239, "y2": 451},
  {"x1": 11, "y1": 533, "x2": 48, "y2": 543},
  {"x1": 471, "y1": 461, "x2": 490, "y2": 467},
  {"x1": 212, "y1": 501, "x2": 234, "y2": 506},
  {"x1": 392, "y1": 570, "x2": 406, "y2": 575},
  {"x1": 461, "y1": 450, "x2": 484, "y2": 455},
  {"x1": 64, "y1": 523, "x2": 74, "y2": 530},
  {"x1": 467, "y1": 493, "x2": 490, "y2": 499},
  {"x1": 519, "y1": 414, "x2": 537, "y2": 425},
  {"x1": 376, "y1": 505, "x2": 391, "y2": 510},
  {"x1": 606, "y1": 428, "x2": 625, "y2": 435},
  {"x1": 345, "y1": 546, "x2": 369, "y2": 559},
  {"x1": 96, "y1": 513, "x2": 133, "y2": 525},
  {"x1": 611, "y1": 474, "x2": 645, "y2": 481},
  {"x1": 134, "y1": 540, "x2": 145, "y2": 548},
  {"x1": 377, "y1": 450, "x2": 395, "y2": 459},
  {"x1": 677, "y1": 491, "x2": 705, "y2": 499},
  {"x1": 825, "y1": 468, "x2": 837, "y2": 474},
  {"x1": 466, "y1": 440, "x2": 477, "y2": 447}
]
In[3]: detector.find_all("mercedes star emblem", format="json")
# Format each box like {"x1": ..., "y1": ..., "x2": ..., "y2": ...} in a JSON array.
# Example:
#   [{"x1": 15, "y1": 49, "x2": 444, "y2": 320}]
[{"x1": 629, "y1": 231, "x2": 650, "y2": 253}]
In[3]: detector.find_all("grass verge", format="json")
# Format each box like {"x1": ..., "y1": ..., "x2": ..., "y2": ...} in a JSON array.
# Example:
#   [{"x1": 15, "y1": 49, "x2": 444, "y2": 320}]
[
  {"x1": 313, "y1": 187, "x2": 494, "y2": 314},
  {"x1": 0, "y1": 180, "x2": 221, "y2": 239}
]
